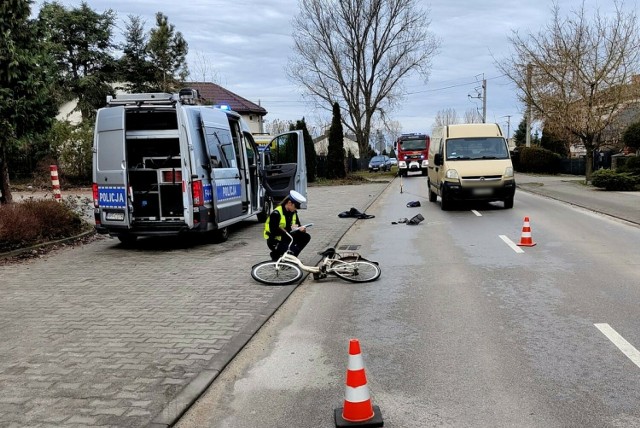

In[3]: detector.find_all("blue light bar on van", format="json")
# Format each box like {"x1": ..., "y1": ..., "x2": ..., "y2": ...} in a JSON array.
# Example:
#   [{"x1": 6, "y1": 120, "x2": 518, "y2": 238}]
[{"x1": 214, "y1": 104, "x2": 231, "y2": 110}]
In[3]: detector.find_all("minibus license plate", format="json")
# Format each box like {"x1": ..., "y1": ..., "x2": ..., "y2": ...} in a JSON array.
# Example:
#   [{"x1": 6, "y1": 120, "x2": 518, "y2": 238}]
[
  {"x1": 473, "y1": 188, "x2": 492, "y2": 196},
  {"x1": 106, "y1": 212, "x2": 125, "y2": 221}
]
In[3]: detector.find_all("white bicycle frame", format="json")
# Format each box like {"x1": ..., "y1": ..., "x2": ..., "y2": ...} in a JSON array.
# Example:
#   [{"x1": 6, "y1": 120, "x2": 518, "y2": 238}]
[{"x1": 273, "y1": 231, "x2": 351, "y2": 275}]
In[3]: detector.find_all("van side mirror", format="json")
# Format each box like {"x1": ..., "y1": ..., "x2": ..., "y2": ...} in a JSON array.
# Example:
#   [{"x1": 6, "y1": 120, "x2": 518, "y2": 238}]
[{"x1": 434, "y1": 153, "x2": 443, "y2": 166}]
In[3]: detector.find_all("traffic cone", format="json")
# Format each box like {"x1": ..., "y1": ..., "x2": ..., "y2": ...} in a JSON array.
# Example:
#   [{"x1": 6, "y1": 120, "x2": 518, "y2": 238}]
[
  {"x1": 334, "y1": 339, "x2": 384, "y2": 427},
  {"x1": 517, "y1": 216, "x2": 536, "y2": 247}
]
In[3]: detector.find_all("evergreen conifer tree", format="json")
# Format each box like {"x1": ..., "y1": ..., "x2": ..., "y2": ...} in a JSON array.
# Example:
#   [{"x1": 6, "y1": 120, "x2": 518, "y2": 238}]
[
  {"x1": 326, "y1": 102, "x2": 346, "y2": 179},
  {"x1": 294, "y1": 118, "x2": 317, "y2": 183}
]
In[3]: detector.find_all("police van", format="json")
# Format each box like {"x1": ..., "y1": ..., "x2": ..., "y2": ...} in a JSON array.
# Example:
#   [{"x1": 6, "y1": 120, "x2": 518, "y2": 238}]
[{"x1": 92, "y1": 89, "x2": 307, "y2": 244}]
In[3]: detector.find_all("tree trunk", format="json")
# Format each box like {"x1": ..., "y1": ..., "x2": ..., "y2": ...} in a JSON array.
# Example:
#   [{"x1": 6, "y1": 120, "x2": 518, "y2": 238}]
[
  {"x1": 0, "y1": 144, "x2": 13, "y2": 204},
  {"x1": 584, "y1": 150, "x2": 593, "y2": 183}
]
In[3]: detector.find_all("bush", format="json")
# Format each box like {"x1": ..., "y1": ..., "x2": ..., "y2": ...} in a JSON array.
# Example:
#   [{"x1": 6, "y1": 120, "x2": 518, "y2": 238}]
[
  {"x1": 516, "y1": 146, "x2": 563, "y2": 174},
  {"x1": 591, "y1": 169, "x2": 639, "y2": 191},
  {"x1": 616, "y1": 155, "x2": 640, "y2": 176},
  {"x1": 0, "y1": 199, "x2": 86, "y2": 252}
]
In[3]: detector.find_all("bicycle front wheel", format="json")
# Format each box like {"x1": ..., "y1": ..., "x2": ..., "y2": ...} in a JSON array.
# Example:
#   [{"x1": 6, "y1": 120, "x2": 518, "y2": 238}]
[
  {"x1": 331, "y1": 260, "x2": 381, "y2": 283},
  {"x1": 251, "y1": 261, "x2": 303, "y2": 285}
]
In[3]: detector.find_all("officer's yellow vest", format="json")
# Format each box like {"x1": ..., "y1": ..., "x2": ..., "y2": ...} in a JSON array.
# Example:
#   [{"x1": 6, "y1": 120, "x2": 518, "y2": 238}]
[{"x1": 264, "y1": 205, "x2": 298, "y2": 240}]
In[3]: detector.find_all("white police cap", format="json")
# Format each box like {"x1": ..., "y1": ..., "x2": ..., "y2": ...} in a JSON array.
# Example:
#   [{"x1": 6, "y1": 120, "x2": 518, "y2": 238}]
[{"x1": 289, "y1": 190, "x2": 307, "y2": 204}]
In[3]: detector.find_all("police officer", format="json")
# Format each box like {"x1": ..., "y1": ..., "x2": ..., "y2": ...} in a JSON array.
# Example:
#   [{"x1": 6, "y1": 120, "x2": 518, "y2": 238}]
[{"x1": 264, "y1": 190, "x2": 310, "y2": 261}]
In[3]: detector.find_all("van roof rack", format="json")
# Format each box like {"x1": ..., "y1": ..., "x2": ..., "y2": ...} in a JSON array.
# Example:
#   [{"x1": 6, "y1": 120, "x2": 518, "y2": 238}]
[{"x1": 106, "y1": 92, "x2": 178, "y2": 107}]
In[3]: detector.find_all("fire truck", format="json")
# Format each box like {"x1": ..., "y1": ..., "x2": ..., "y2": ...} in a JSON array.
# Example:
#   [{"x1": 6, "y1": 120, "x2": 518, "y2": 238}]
[{"x1": 394, "y1": 133, "x2": 431, "y2": 177}]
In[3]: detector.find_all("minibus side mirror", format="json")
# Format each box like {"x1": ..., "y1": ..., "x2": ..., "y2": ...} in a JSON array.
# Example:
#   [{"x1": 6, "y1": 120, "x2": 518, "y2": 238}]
[{"x1": 434, "y1": 153, "x2": 443, "y2": 166}]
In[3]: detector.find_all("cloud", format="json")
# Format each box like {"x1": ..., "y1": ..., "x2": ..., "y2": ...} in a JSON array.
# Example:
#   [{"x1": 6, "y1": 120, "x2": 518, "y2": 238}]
[{"x1": 33, "y1": 0, "x2": 635, "y2": 135}]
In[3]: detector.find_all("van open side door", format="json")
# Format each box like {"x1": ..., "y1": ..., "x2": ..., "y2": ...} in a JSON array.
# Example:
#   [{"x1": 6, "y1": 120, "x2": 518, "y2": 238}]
[
  {"x1": 261, "y1": 130, "x2": 307, "y2": 207},
  {"x1": 94, "y1": 106, "x2": 131, "y2": 227},
  {"x1": 176, "y1": 108, "x2": 194, "y2": 228}
]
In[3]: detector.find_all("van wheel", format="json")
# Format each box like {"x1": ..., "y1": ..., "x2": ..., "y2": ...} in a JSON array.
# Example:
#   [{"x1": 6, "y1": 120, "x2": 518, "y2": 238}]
[
  {"x1": 257, "y1": 198, "x2": 271, "y2": 222},
  {"x1": 504, "y1": 197, "x2": 514, "y2": 209},
  {"x1": 429, "y1": 188, "x2": 437, "y2": 203},
  {"x1": 214, "y1": 227, "x2": 229, "y2": 242},
  {"x1": 440, "y1": 191, "x2": 451, "y2": 211}
]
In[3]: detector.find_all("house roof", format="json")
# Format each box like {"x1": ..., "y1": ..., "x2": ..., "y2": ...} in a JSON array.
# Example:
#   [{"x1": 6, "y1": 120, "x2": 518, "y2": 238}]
[{"x1": 186, "y1": 82, "x2": 267, "y2": 116}]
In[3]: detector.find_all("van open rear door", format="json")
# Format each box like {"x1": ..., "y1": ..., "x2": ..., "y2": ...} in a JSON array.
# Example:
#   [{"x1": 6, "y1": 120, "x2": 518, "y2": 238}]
[
  {"x1": 261, "y1": 130, "x2": 307, "y2": 206},
  {"x1": 94, "y1": 106, "x2": 131, "y2": 227}
]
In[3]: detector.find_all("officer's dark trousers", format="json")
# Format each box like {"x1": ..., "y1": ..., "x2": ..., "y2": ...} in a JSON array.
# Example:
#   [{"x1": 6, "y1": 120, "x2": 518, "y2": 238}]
[{"x1": 267, "y1": 231, "x2": 311, "y2": 260}]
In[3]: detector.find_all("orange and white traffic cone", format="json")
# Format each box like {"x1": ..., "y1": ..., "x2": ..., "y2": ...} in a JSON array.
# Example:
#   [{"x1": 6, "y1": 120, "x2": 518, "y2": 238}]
[
  {"x1": 517, "y1": 216, "x2": 536, "y2": 247},
  {"x1": 334, "y1": 339, "x2": 384, "y2": 427}
]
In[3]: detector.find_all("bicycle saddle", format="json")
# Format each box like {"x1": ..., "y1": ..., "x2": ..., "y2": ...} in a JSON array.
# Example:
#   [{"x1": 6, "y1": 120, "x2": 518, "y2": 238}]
[{"x1": 318, "y1": 248, "x2": 336, "y2": 258}]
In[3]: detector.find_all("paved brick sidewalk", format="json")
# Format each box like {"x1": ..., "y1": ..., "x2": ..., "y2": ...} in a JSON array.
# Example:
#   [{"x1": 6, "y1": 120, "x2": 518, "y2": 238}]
[{"x1": 0, "y1": 182, "x2": 388, "y2": 427}]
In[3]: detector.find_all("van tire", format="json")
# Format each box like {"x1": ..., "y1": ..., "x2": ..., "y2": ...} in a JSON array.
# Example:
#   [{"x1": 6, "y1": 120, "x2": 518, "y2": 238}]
[
  {"x1": 257, "y1": 198, "x2": 271, "y2": 223},
  {"x1": 440, "y1": 191, "x2": 451, "y2": 211},
  {"x1": 214, "y1": 227, "x2": 229, "y2": 242},
  {"x1": 504, "y1": 197, "x2": 514, "y2": 209},
  {"x1": 428, "y1": 181, "x2": 437, "y2": 202}
]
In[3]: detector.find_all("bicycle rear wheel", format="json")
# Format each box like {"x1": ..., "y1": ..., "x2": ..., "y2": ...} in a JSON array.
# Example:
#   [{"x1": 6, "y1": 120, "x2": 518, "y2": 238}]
[
  {"x1": 251, "y1": 261, "x2": 303, "y2": 285},
  {"x1": 331, "y1": 260, "x2": 381, "y2": 283}
]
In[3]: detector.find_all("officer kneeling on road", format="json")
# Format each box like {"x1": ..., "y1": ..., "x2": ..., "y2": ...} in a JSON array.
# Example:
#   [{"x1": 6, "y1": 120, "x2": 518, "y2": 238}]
[{"x1": 264, "y1": 190, "x2": 310, "y2": 261}]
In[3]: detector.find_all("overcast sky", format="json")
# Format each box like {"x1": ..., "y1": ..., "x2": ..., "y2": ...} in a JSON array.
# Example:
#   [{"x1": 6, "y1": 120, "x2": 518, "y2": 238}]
[{"x1": 35, "y1": 0, "x2": 637, "y2": 139}]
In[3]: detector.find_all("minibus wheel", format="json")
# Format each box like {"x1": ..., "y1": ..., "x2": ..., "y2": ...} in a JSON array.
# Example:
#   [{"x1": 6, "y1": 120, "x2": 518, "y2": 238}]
[{"x1": 215, "y1": 227, "x2": 229, "y2": 242}]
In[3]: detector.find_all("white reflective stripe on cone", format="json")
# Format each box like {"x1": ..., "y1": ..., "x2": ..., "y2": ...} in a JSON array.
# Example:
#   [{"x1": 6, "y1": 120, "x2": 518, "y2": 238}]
[
  {"x1": 347, "y1": 354, "x2": 364, "y2": 371},
  {"x1": 344, "y1": 385, "x2": 371, "y2": 403}
]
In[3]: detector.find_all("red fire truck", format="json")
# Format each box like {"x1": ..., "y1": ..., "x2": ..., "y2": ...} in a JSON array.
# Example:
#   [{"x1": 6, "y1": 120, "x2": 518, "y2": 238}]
[{"x1": 394, "y1": 133, "x2": 430, "y2": 177}]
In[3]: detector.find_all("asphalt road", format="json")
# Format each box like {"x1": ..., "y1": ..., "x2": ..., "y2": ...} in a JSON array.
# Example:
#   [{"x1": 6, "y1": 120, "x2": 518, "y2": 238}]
[
  {"x1": 176, "y1": 173, "x2": 640, "y2": 427},
  {"x1": 2, "y1": 172, "x2": 639, "y2": 427}
]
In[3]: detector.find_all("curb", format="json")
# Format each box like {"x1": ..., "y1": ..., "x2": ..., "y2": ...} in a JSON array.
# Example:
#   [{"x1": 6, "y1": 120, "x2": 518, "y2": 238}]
[{"x1": 0, "y1": 228, "x2": 97, "y2": 261}]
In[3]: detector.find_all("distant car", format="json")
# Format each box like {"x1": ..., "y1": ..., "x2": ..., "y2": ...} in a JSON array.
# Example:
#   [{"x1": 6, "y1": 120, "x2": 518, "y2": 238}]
[
  {"x1": 389, "y1": 157, "x2": 398, "y2": 166},
  {"x1": 368, "y1": 155, "x2": 391, "y2": 172}
]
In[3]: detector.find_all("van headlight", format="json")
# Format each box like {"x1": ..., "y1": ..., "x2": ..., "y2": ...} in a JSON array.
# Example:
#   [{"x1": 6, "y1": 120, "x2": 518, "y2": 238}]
[
  {"x1": 504, "y1": 166, "x2": 514, "y2": 178},
  {"x1": 445, "y1": 169, "x2": 459, "y2": 179}
]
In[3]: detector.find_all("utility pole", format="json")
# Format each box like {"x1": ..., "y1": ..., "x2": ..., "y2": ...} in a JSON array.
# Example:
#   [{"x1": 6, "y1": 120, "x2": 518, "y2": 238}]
[
  {"x1": 482, "y1": 78, "x2": 487, "y2": 123},
  {"x1": 468, "y1": 74, "x2": 487, "y2": 123},
  {"x1": 500, "y1": 115, "x2": 512, "y2": 140},
  {"x1": 526, "y1": 63, "x2": 532, "y2": 147}
]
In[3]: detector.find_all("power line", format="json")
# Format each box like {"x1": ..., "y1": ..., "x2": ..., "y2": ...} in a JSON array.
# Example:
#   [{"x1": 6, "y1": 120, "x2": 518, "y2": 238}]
[{"x1": 403, "y1": 73, "x2": 507, "y2": 96}]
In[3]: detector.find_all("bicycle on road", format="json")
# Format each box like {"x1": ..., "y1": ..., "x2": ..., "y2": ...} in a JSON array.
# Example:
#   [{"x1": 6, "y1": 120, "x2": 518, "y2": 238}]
[{"x1": 251, "y1": 232, "x2": 381, "y2": 285}]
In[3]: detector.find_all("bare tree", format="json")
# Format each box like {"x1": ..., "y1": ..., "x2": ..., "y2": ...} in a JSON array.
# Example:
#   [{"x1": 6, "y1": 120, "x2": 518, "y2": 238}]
[
  {"x1": 464, "y1": 108, "x2": 483, "y2": 123},
  {"x1": 189, "y1": 50, "x2": 221, "y2": 84},
  {"x1": 497, "y1": 1, "x2": 640, "y2": 180},
  {"x1": 265, "y1": 119, "x2": 293, "y2": 135},
  {"x1": 433, "y1": 108, "x2": 459, "y2": 129},
  {"x1": 382, "y1": 119, "x2": 402, "y2": 147},
  {"x1": 288, "y1": 0, "x2": 439, "y2": 160}
]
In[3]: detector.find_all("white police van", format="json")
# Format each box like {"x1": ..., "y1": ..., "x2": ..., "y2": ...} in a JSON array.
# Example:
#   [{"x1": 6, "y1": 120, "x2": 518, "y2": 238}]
[{"x1": 92, "y1": 89, "x2": 307, "y2": 244}]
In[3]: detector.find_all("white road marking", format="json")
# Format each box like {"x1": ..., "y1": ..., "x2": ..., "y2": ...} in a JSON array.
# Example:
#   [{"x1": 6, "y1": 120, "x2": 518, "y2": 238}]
[
  {"x1": 499, "y1": 235, "x2": 525, "y2": 253},
  {"x1": 595, "y1": 323, "x2": 640, "y2": 369},
  {"x1": 471, "y1": 210, "x2": 482, "y2": 216}
]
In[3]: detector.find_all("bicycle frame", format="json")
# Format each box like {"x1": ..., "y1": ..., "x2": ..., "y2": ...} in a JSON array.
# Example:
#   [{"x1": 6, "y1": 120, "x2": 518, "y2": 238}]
[{"x1": 273, "y1": 231, "x2": 343, "y2": 275}]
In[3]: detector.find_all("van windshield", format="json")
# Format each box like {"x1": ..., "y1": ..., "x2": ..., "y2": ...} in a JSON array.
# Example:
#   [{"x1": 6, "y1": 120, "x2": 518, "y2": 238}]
[
  {"x1": 399, "y1": 138, "x2": 427, "y2": 150},
  {"x1": 446, "y1": 137, "x2": 509, "y2": 160}
]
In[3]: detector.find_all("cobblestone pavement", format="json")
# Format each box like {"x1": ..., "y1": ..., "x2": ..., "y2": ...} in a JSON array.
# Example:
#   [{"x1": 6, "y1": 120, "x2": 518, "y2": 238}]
[{"x1": 0, "y1": 182, "x2": 388, "y2": 427}]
